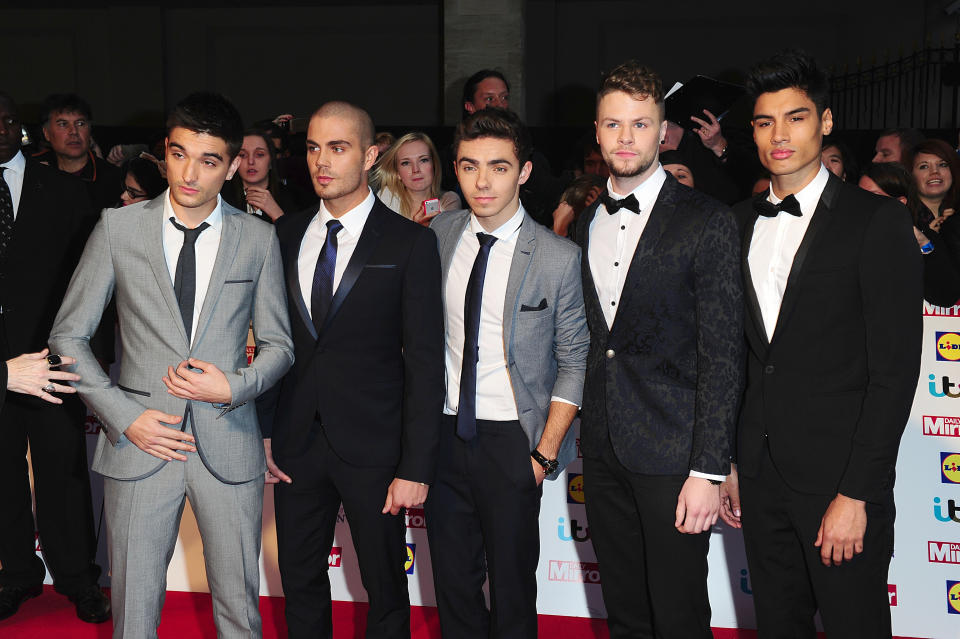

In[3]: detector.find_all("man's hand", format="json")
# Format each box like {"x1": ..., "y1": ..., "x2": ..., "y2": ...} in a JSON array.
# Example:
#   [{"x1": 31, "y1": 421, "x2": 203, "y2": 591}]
[
  {"x1": 124, "y1": 409, "x2": 192, "y2": 461},
  {"x1": 263, "y1": 438, "x2": 292, "y2": 484},
  {"x1": 719, "y1": 463, "x2": 742, "y2": 529},
  {"x1": 690, "y1": 109, "x2": 728, "y2": 157},
  {"x1": 381, "y1": 478, "x2": 429, "y2": 515},
  {"x1": 814, "y1": 493, "x2": 867, "y2": 566},
  {"x1": 531, "y1": 458, "x2": 547, "y2": 486},
  {"x1": 163, "y1": 359, "x2": 232, "y2": 404},
  {"x1": 675, "y1": 476, "x2": 720, "y2": 534}
]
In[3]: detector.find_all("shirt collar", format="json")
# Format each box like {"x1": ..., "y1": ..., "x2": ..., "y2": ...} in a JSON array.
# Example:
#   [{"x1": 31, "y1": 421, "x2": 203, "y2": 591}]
[
  {"x1": 605, "y1": 164, "x2": 667, "y2": 210},
  {"x1": 163, "y1": 188, "x2": 224, "y2": 231},
  {"x1": 0, "y1": 150, "x2": 25, "y2": 174},
  {"x1": 768, "y1": 163, "x2": 830, "y2": 216},
  {"x1": 469, "y1": 203, "x2": 525, "y2": 240},
  {"x1": 318, "y1": 188, "x2": 375, "y2": 237}
]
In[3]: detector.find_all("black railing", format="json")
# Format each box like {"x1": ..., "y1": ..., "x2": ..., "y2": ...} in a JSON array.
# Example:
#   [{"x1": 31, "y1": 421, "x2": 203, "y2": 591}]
[{"x1": 830, "y1": 36, "x2": 960, "y2": 131}]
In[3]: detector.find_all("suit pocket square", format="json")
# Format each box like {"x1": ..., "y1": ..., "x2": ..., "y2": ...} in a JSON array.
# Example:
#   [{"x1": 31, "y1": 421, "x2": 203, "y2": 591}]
[
  {"x1": 224, "y1": 279, "x2": 254, "y2": 284},
  {"x1": 520, "y1": 298, "x2": 548, "y2": 312},
  {"x1": 364, "y1": 264, "x2": 397, "y2": 269}
]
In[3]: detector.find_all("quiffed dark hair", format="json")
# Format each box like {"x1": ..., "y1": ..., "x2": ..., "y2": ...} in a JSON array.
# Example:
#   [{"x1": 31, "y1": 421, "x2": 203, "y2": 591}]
[
  {"x1": 746, "y1": 50, "x2": 829, "y2": 116},
  {"x1": 453, "y1": 107, "x2": 532, "y2": 165},
  {"x1": 41, "y1": 93, "x2": 92, "y2": 125},
  {"x1": 596, "y1": 61, "x2": 665, "y2": 119},
  {"x1": 461, "y1": 69, "x2": 510, "y2": 114},
  {"x1": 166, "y1": 92, "x2": 244, "y2": 159}
]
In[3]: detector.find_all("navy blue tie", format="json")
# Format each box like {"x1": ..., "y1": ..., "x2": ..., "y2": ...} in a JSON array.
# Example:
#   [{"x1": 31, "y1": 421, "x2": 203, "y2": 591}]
[
  {"x1": 456, "y1": 232, "x2": 498, "y2": 441},
  {"x1": 310, "y1": 219, "x2": 343, "y2": 334}
]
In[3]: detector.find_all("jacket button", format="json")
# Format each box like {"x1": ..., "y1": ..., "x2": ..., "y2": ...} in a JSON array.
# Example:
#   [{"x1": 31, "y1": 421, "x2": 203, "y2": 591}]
[
  {"x1": 764, "y1": 365, "x2": 775, "y2": 374},
  {"x1": 606, "y1": 349, "x2": 615, "y2": 359}
]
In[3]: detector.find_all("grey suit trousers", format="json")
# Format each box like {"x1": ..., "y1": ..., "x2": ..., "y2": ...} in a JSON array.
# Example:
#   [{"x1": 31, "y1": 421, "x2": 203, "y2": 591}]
[{"x1": 103, "y1": 436, "x2": 264, "y2": 639}]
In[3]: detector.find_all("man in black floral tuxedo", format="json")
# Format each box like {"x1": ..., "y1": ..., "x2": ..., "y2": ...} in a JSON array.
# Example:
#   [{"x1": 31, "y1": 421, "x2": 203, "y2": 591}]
[{"x1": 573, "y1": 61, "x2": 744, "y2": 638}]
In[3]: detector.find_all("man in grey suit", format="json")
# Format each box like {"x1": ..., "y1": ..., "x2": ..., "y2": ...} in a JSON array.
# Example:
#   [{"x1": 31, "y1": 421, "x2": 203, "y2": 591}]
[
  {"x1": 49, "y1": 93, "x2": 294, "y2": 638},
  {"x1": 425, "y1": 108, "x2": 589, "y2": 639}
]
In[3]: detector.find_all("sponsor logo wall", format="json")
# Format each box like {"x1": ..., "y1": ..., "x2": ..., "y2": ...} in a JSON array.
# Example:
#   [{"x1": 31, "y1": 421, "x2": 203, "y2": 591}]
[{"x1": 24, "y1": 302, "x2": 958, "y2": 635}]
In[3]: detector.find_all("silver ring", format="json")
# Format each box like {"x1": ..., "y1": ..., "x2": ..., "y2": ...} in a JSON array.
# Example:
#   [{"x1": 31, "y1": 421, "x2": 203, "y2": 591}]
[
  {"x1": 42, "y1": 383, "x2": 56, "y2": 393},
  {"x1": 46, "y1": 354, "x2": 63, "y2": 367}
]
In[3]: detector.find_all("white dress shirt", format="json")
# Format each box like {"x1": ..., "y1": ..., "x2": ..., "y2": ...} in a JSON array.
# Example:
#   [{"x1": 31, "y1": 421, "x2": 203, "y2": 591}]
[
  {"x1": 588, "y1": 165, "x2": 722, "y2": 482},
  {"x1": 748, "y1": 164, "x2": 830, "y2": 341},
  {"x1": 443, "y1": 205, "x2": 525, "y2": 420},
  {"x1": 162, "y1": 189, "x2": 223, "y2": 345},
  {"x1": 297, "y1": 189, "x2": 375, "y2": 314},
  {"x1": 0, "y1": 150, "x2": 26, "y2": 218},
  {"x1": 589, "y1": 166, "x2": 667, "y2": 330}
]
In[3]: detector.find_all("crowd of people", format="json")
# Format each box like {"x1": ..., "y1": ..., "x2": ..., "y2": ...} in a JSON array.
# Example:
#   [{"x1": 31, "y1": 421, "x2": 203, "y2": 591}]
[{"x1": 0, "y1": 46, "x2": 952, "y2": 639}]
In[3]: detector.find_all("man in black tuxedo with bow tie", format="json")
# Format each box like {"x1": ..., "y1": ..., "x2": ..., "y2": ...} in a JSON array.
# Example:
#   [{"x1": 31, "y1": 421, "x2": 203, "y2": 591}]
[
  {"x1": 719, "y1": 51, "x2": 922, "y2": 637},
  {"x1": 574, "y1": 61, "x2": 743, "y2": 638}
]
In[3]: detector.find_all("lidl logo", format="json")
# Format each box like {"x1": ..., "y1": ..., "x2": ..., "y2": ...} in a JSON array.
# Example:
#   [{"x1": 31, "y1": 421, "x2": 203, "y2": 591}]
[
  {"x1": 567, "y1": 473, "x2": 584, "y2": 504},
  {"x1": 948, "y1": 581, "x2": 960, "y2": 614},
  {"x1": 404, "y1": 543, "x2": 416, "y2": 575},
  {"x1": 328, "y1": 547, "x2": 342, "y2": 568},
  {"x1": 943, "y1": 452, "x2": 960, "y2": 484},
  {"x1": 938, "y1": 332, "x2": 960, "y2": 361}
]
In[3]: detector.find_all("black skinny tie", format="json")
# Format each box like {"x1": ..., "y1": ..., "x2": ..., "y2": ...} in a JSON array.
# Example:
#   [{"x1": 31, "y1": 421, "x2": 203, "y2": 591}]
[{"x1": 170, "y1": 218, "x2": 210, "y2": 343}]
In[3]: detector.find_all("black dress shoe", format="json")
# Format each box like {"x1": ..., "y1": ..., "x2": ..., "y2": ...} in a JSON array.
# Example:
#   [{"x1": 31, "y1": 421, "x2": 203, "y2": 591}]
[
  {"x1": 0, "y1": 584, "x2": 43, "y2": 621},
  {"x1": 67, "y1": 584, "x2": 111, "y2": 624}
]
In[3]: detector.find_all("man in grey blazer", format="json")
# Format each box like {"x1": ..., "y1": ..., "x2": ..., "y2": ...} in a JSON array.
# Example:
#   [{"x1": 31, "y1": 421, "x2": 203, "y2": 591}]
[
  {"x1": 425, "y1": 108, "x2": 588, "y2": 639},
  {"x1": 49, "y1": 93, "x2": 294, "y2": 638}
]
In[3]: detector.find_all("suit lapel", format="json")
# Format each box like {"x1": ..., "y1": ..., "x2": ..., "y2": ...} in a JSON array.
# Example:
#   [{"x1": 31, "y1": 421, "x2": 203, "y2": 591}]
[
  {"x1": 769, "y1": 174, "x2": 840, "y2": 345},
  {"x1": 502, "y1": 213, "x2": 536, "y2": 349},
  {"x1": 438, "y1": 211, "x2": 471, "y2": 294},
  {"x1": 286, "y1": 209, "x2": 318, "y2": 341},
  {"x1": 740, "y1": 209, "x2": 769, "y2": 352},
  {"x1": 192, "y1": 206, "x2": 241, "y2": 347},
  {"x1": 609, "y1": 176, "x2": 675, "y2": 335},
  {"x1": 577, "y1": 201, "x2": 610, "y2": 341},
  {"x1": 318, "y1": 203, "x2": 385, "y2": 338},
  {"x1": 140, "y1": 195, "x2": 189, "y2": 348}
]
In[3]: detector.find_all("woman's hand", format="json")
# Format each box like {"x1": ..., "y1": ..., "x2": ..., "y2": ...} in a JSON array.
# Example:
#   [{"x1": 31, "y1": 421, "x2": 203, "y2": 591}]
[
  {"x1": 7, "y1": 349, "x2": 80, "y2": 405},
  {"x1": 246, "y1": 187, "x2": 285, "y2": 221}
]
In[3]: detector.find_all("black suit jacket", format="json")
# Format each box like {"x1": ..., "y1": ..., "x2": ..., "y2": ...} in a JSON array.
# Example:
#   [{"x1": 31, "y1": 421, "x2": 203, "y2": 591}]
[
  {"x1": 576, "y1": 173, "x2": 744, "y2": 476},
  {"x1": 264, "y1": 198, "x2": 445, "y2": 484},
  {"x1": 0, "y1": 157, "x2": 92, "y2": 365},
  {"x1": 734, "y1": 174, "x2": 923, "y2": 504}
]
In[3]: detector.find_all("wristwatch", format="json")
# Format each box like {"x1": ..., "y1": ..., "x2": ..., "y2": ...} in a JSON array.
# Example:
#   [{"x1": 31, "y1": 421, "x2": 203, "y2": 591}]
[{"x1": 531, "y1": 449, "x2": 559, "y2": 475}]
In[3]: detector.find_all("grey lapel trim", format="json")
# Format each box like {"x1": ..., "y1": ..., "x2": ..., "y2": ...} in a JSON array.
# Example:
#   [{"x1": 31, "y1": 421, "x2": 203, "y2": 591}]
[
  {"x1": 140, "y1": 196, "x2": 189, "y2": 348},
  {"x1": 502, "y1": 213, "x2": 537, "y2": 353},
  {"x1": 438, "y1": 210, "x2": 472, "y2": 293},
  {"x1": 192, "y1": 206, "x2": 242, "y2": 348}
]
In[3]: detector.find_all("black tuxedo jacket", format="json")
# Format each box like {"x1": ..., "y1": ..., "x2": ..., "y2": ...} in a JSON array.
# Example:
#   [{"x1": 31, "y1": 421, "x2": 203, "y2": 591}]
[
  {"x1": 575, "y1": 173, "x2": 744, "y2": 476},
  {"x1": 0, "y1": 157, "x2": 92, "y2": 364},
  {"x1": 264, "y1": 198, "x2": 445, "y2": 484},
  {"x1": 734, "y1": 174, "x2": 923, "y2": 504}
]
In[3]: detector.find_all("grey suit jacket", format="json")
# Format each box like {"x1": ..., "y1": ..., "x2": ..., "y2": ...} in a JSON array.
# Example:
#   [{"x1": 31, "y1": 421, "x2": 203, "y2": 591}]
[
  {"x1": 430, "y1": 209, "x2": 589, "y2": 476},
  {"x1": 50, "y1": 194, "x2": 294, "y2": 484}
]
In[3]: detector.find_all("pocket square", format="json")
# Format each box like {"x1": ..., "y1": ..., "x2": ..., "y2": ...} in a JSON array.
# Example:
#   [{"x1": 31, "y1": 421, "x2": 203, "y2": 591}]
[
  {"x1": 520, "y1": 298, "x2": 548, "y2": 312},
  {"x1": 364, "y1": 264, "x2": 397, "y2": 269},
  {"x1": 224, "y1": 279, "x2": 253, "y2": 284}
]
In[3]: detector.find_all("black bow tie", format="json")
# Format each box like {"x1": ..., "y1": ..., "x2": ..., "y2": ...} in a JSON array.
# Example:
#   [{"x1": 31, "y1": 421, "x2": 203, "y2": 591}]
[
  {"x1": 754, "y1": 194, "x2": 802, "y2": 218},
  {"x1": 601, "y1": 192, "x2": 641, "y2": 215}
]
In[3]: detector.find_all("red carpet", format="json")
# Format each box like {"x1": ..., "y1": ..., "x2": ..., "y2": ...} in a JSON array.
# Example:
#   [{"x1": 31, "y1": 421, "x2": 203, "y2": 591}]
[{"x1": 0, "y1": 586, "x2": 919, "y2": 638}]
